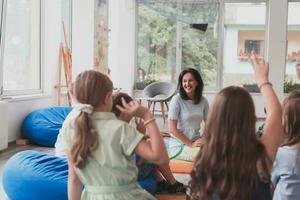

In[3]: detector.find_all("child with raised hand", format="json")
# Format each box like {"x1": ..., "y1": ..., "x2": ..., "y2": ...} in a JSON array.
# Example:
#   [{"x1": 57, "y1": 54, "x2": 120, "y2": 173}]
[
  {"x1": 271, "y1": 90, "x2": 300, "y2": 200},
  {"x1": 60, "y1": 70, "x2": 169, "y2": 200},
  {"x1": 188, "y1": 55, "x2": 283, "y2": 200},
  {"x1": 112, "y1": 92, "x2": 186, "y2": 194}
]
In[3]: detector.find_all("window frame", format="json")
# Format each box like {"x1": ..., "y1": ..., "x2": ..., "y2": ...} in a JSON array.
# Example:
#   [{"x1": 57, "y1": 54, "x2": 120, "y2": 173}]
[
  {"x1": 0, "y1": 0, "x2": 42, "y2": 96},
  {"x1": 0, "y1": 0, "x2": 4, "y2": 95}
]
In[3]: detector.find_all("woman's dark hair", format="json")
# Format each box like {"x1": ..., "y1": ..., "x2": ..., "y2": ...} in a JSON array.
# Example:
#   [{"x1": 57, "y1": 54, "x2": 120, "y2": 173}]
[
  {"x1": 178, "y1": 68, "x2": 204, "y2": 104},
  {"x1": 189, "y1": 86, "x2": 268, "y2": 200},
  {"x1": 282, "y1": 90, "x2": 300, "y2": 146},
  {"x1": 112, "y1": 92, "x2": 133, "y2": 117},
  {"x1": 71, "y1": 70, "x2": 113, "y2": 168}
]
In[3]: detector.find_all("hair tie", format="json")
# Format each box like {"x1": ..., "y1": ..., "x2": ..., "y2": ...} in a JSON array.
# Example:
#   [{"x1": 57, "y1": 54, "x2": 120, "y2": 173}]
[{"x1": 74, "y1": 103, "x2": 94, "y2": 114}]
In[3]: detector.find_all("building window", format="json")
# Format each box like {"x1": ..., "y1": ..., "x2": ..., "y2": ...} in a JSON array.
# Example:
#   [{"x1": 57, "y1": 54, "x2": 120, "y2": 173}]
[
  {"x1": 223, "y1": 2, "x2": 266, "y2": 88},
  {"x1": 284, "y1": 1, "x2": 300, "y2": 93},
  {"x1": 1, "y1": 0, "x2": 41, "y2": 95}
]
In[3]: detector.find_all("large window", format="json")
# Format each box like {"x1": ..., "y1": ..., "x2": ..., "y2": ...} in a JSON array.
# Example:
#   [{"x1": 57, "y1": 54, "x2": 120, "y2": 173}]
[
  {"x1": 223, "y1": 2, "x2": 266, "y2": 88},
  {"x1": 1, "y1": 0, "x2": 41, "y2": 95},
  {"x1": 284, "y1": 1, "x2": 300, "y2": 93},
  {"x1": 136, "y1": 1, "x2": 219, "y2": 89}
]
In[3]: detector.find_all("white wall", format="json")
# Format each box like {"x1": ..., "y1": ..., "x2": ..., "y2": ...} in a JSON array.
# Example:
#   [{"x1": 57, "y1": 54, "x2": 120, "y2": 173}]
[
  {"x1": 72, "y1": 0, "x2": 94, "y2": 77},
  {"x1": 108, "y1": 0, "x2": 136, "y2": 95}
]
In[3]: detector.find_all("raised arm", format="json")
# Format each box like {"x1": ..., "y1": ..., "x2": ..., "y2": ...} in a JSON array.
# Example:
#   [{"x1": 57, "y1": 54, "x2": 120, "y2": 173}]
[
  {"x1": 117, "y1": 99, "x2": 169, "y2": 165},
  {"x1": 249, "y1": 56, "x2": 283, "y2": 168}
]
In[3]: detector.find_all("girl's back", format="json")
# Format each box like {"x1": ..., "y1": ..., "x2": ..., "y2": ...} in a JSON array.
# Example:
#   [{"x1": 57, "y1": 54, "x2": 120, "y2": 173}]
[{"x1": 62, "y1": 112, "x2": 154, "y2": 200}]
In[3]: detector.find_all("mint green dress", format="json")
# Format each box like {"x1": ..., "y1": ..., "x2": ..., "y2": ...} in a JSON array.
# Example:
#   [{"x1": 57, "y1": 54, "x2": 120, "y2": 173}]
[{"x1": 60, "y1": 112, "x2": 155, "y2": 200}]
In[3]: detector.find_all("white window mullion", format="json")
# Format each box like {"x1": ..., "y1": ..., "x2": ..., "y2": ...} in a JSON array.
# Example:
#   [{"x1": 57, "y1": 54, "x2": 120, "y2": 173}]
[
  {"x1": 175, "y1": 3, "x2": 182, "y2": 83},
  {"x1": 217, "y1": 1, "x2": 225, "y2": 90},
  {"x1": 266, "y1": 0, "x2": 288, "y2": 100},
  {"x1": 0, "y1": 0, "x2": 6, "y2": 96}
]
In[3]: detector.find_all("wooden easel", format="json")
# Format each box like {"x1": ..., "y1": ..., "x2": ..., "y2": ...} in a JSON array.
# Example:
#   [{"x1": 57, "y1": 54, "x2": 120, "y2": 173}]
[{"x1": 55, "y1": 21, "x2": 72, "y2": 106}]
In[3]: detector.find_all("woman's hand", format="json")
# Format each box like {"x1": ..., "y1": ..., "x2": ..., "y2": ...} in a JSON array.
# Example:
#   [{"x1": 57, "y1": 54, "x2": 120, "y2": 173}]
[
  {"x1": 248, "y1": 54, "x2": 269, "y2": 86},
  {"x1": 191, "y1": 137, "x2": 204, "y2": 147}
]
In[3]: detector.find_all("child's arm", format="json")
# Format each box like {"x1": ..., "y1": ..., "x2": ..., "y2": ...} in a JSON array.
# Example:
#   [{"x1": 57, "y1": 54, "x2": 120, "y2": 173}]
[
  {"x1": 249, "y1": 55, "x2": 283, "y2": 169},
  {"x1": 117, "y1": 99, "x2": 169, "y2": 165},
  {"x1": 67, "y1": 153, "x2": 82, "y2": 200}
]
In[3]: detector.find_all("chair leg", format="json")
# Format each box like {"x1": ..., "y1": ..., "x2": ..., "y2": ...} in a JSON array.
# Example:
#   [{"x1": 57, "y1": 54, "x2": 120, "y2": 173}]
[
  {"x1": 165, "y1": 101, "x2": 169, "y2": 111},
  {"x1": 147, "y1": 100, "x2": 151, "y2": 109},
  {"x1": 160, "y1": 101, "x2": 166, "y2": 125},
  {"x1": 152, "y1": 102, "x2": 156, "y2": 114}
]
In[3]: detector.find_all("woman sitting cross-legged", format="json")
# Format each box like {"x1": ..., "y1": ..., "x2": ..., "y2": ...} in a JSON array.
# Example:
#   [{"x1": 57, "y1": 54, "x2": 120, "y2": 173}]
[{"x1": 168, "y1": 68, "x2": 209, "y2": 148}]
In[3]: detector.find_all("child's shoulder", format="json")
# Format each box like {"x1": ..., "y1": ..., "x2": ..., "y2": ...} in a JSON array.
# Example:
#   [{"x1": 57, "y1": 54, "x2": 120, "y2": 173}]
[{"x1": 109, "y1": 118, "x2": 135, "y2": 130}]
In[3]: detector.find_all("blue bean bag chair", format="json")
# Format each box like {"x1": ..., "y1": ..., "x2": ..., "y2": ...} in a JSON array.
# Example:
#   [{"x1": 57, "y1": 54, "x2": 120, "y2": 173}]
[
  {"x1": 2, "y1": 151, "x2": 157, "y2": 200},
  {"x1": 2, "y1": 150, "x2": 68, "y2": 200},
  {"x1": 22, "y1": 106, "x2": 72, "y2": 147}
]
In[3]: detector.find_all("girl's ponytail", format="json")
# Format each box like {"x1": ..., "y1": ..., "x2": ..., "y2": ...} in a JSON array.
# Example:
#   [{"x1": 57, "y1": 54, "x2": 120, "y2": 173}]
[{"x1": 70, "y1": 70, "x2": 113, "y2": 168}]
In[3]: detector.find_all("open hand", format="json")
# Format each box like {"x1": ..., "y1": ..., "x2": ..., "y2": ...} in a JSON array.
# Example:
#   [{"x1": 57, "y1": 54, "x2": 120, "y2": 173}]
[
  {"x1": 191, "y1": 137, "x2": 204, "y2": 147},
  {"x1": 116, "y1": 98, "x2": 151, "y2": 119},
  {"x1": 248, "y1": 54, "x2": 269, "y2": 86}
]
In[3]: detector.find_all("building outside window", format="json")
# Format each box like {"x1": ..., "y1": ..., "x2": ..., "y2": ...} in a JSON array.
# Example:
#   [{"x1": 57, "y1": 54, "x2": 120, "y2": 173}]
[
  {"x1": 222, "y1": 2, "x2": 266, "y2": 89},
  {"x1": 284, "y1": 1, "x2": 300, "y2": 93}
]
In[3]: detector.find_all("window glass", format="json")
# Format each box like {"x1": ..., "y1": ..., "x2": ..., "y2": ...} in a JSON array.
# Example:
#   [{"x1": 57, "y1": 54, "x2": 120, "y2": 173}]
[
  {"x1": 285, "y1": 2, "x2": 300, "y2": 93},
  {"x1": 136, "y1": 1, "x2": 219, "y2": 89},
  {"x1": 2, "y1": 0, "x2": 41, "y2": 92},
  {"x1": 223, "y1": 2, "x2": 266, "y2": 90},
  {"x1": 181, "y1": 3, "x2": 219, "y2": 87},
  {"x1": 137, "y1": 2, "x2": 176, "y2": 84}
]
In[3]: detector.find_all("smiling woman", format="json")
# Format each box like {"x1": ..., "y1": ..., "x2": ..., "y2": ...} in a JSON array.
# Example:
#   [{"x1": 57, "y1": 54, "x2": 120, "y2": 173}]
[{"x1": 168, "y1": 68, "x2": 209, "y2": 148}]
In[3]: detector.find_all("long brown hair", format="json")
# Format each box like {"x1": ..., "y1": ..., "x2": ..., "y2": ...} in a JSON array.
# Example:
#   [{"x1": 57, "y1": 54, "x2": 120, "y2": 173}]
[
  {"x1": 71, "y1": 70, "x2": 113, "y2": 168},
  {"x1": 189, "y1": 86, "x2": 267, "y2": 200},
  {"x1": 282, "y1": 90, "x2": 300, "y2": 146}
]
